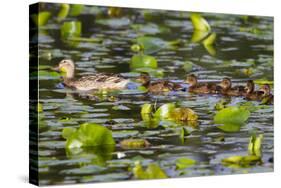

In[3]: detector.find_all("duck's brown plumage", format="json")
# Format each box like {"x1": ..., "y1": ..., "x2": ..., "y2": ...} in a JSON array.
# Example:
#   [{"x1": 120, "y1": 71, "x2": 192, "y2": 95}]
[
  {"x1": 137, "y1": 73, "x2": 183, "y2": 93},
  {"x1": 219, "y1": 77, "x2": 245, "y2": 96},
  {"x1": 55, "y1": 59, "x2": 129, "y2": 91},
  {"x1": 185, "y1": 74, "x2": 221, "y2": 94}
]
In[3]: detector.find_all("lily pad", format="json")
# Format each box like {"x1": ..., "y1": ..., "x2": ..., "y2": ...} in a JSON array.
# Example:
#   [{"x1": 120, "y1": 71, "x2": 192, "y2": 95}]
[
  {"x1": 222, "y1": 155, "x2": 261, "y2": 167},
  {"x1": 133, "y1": 162, "x2": 168, "y2": 179},
  {"x1": 154, "y1": 103, "x2": 176, "y2": 119},
  {"x1": 57, "y1": 4, "x2": 70, "y2": 22},
  {"x1": 130, "y1": 54, "x2": 158, "y2": 69},
  {"x1": 60, "y1": 21, "x2": 81, "y2": 39},
  {"x1": 62, "y1": 123, "x2": 115, "y2": 149},
  {"x1": 31, "y1": 11, "x2": 51, "y2": 26},
  {"x1": 135, "y1": 36, "x2": 167, "y2": 54},
  {"x1": 176, "y1": 157, "x2": 196, "y2": 170},
  {"x1": 214, "y1": 106, "x2": 250, "y2": 126},
  {"x1": 248, "y1": 134, "x2": 263, "y2": 157},
  {"x1": 120, "y1": 139, "x2": 150, "y2": 149},
  {"x1": 190, "y1": 13, "x2": 211, "y2": 32},
  {"x1": 69, "y1": 4, "x2": 84, "y2": 16}
]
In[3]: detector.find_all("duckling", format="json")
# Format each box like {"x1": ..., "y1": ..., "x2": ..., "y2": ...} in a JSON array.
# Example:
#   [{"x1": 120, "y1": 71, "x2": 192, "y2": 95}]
[
  {"x1": 219, "y1": 77, "x2": 245, "y2": 96},
  {"x1": 259, "y1": 84, "x2": 274, "y2": 105},
  {"x1": 136, "y1": 72, "x2": 183, "y2": 93},
  {"x1": 244, "y1": 80, "x2": 264, "y2": 100},
  {"x1": 185, "y1": 74, "x2": 221, "y2": 94},
  {"x1": 54, "y1": 59, "x2": 130, "y2": 91}
]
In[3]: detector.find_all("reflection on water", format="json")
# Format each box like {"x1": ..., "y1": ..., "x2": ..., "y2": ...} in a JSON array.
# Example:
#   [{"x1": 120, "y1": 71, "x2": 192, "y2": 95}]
[{"x1": 36, "y1": 4, "x2": 273, "y2": 185}]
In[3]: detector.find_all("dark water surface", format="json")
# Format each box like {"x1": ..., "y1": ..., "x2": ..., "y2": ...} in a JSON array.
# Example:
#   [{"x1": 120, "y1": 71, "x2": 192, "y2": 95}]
[{"x1": 36, "y1": 5, "x2": 273, "y2": 185}]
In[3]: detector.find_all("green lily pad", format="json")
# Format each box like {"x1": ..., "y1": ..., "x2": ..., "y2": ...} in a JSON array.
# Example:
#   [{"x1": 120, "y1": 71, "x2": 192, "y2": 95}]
[
  {"x1": 190, "y1": 13, "x2": 211, "y2": 31},
  {"x1": 133, "y1": 162, "x2": 168, "y2": 179},
  {"x1": 62, "y1": 127, "x2": 76, "y2": 139},
  {"x1": 57, "y1": 4, "x2": 70, "y2": 22},
  {"x1": 62, "y1": 123, "x2": 115, "y2": 149},
  {"x1": 69, "y1": 4, "x2": 84, "y2": 16},
  {"x1": 135, "y1": 36, "x2": 167, "y2": 54},
  {"x1": 176, "y1": 157, "x2": 196, "y2": 170},
  {"x1": 31, "y1": 11, "x2": 51, "y2": 26},
  {"x1": 248, "y1": 134, "x2": 263, "y2": 157},
  {"x1": 222, "y1": 155, "x2": 261, "y2": 167},
  {"x1": 130, "y1": 54, "x2": 158, "y2": 69},
  {"x1": 154, "y1": 103, "x2": 176, "y2": 119},
  {"x1": 60, "y1": 21, "x2": 81, "y2": 39},
  {"x1": 214, "y1": 106, "x2": 250, "y2": 127}
]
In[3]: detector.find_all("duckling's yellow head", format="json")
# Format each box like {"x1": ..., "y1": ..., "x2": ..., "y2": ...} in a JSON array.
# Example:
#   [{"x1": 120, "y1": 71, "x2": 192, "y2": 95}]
[
  {"x1": 56, "y1": 59, "x2": 75, "y2": 79},
  {"x1": 185, "y1": 74, "x2": 197, "y2": 86},
  {"x1": 219, "y1": 77, "x2": 232, "y2": 90}
]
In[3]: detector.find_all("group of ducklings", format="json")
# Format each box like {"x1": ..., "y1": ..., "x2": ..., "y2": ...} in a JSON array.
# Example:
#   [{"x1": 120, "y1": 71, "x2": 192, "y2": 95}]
[
  {"x1": 186, "y1": 74, "x2": 273, "y2": 104},
  {"x1": 55, "y1": 59, "x2": 273, "y2": 104}
]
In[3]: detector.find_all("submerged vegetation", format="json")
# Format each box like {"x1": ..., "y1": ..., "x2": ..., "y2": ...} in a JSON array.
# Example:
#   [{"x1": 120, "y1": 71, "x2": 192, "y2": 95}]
[{"x1": 33, "y1": 2, "x2": 273, "y2": 185}]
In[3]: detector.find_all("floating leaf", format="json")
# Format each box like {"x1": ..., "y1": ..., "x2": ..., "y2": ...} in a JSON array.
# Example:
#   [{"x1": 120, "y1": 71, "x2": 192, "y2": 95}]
[
  {"x1": 214, "y1": 106, "x2": 250, "y2": 126},
  {"x1": 130, "y1": 54, "x2": 158, "y2": 69},
  {"x1": 248, "y1": 134, "x2": 263, "y2": 157},
  {"x1": 222, "y1": 155, "x2": 261, "y2": 167},
  {"x1": 120, "y1": 139, "x2": 150, "y2": 149},
  {"x1": 57, "y1": 4, "x2": 70, "y2": 22},
  {"x1": 191, "y1": 30, "x2": 209, "y2": 43},
  {"x1": 31, "y1": 11, "x2": 51, "y2": 26},
  {"x1": 179, "y1": 127, "x2": 190, "y2": 143},
  {"x1": 203, "y1": 33, "x2": 217, "y2": 56},
  {"x1": 190, "y1": 13, "x2": 211, "y2": 32},
  {"x1": 176, "y1": 157, "x2": 196, "y2": 170},
  {"x1": 154, "y1": 103, "x2": 176, "y2": 119},
  {"x1": 135, "y1": 36, "x2": 167, "y2": 54},
  {"x1": 141, "y1": 103, "x2": 153, "y2": 121},
  {"x1": 69, "y1": 4, "x2": 84, "y2": 16},
  {"x1": 60, "y1": 21, "x2": 81, "y2": 39},
  {"x1": 62, "y1": 123, "x2": 115, "y2": 149},
  {"x1": 214, "y1": 106, "x2": 250, "y2": 132},
  {"x1": 203, "y1": 32, "x2": 216, "y2": 46},
  {"x1": 62, "y1": 127, "x2": 76, "y2": 139},
  {"x1": 214, "y1": 99, "x2": 231, "y2": 111},
  {"x1": 132, "y1": 67, "x2": 164, "y2": 78},
  {"x1": 171, "y1": 107, "x2": 198, "y2": 121},
  {"x1": 133, "y1": 162, "x2": 168, "y2": 179}
]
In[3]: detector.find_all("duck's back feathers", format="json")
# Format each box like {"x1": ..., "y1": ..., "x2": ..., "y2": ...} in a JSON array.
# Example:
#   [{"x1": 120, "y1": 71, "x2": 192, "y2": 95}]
[{"x1": 65, "y1": 73, "x2": 129, "y2": 91}]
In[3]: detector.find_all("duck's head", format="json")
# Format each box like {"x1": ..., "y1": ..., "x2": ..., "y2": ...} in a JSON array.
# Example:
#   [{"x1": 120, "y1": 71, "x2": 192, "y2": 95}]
[
  {"x1": 136, "y1": 72, "x2": 150, "y2": 86},
  {"x1": 259, "y1": 84, "x2": 271, "y2": 96},
  {"x1": 219, "y1": 77, "x2": 232, "y2": 90},
  {"x1": 54, "y1": 59, "x2": 75, "y2": 79},
  {"x1": 185, "y1": 74, "x2": 198, "y2": 86},
  {"x1": 245, "y1": 80, "x2": 255, "y2": 94}
]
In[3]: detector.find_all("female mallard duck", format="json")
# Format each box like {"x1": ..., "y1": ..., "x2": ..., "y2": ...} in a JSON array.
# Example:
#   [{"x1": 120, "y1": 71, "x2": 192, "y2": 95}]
[
  {"x1": 185, "y1": 74, "x2": 220, "y2": 94},
  {"x1": 259, "y1": 84, "x2": 274, "y2": 104},
  {"x1": 54, "y1": 59, "x2": 130, "y2": 91},
  {"x1": 219, "y1": 77, "x2": 245, "y2": 96},
  {"x1": 244, "y1": 80, "x2": 264, "y2": 100},
  {"x1": 136, "y1": 72, "x2": 183, "y2": 93}
]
